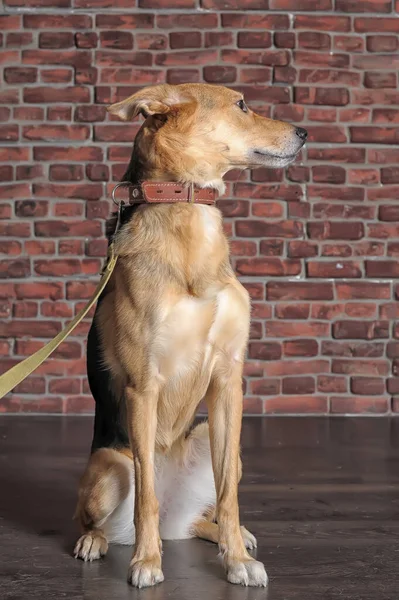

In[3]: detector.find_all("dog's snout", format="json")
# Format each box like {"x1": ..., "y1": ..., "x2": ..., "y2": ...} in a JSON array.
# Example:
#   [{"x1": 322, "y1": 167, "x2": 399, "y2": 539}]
[{"x1": 295, "y1": 127, "x2": 308, "y2": 142}]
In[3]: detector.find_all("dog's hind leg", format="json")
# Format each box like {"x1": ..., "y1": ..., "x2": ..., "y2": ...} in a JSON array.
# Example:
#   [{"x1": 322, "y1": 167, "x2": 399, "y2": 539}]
[
  {"x1": 192, "y1": 519, "x2": 257, "y2": 551},
  {"x1": 74, "y1": 447, "x2": 131, "y2": 561}
]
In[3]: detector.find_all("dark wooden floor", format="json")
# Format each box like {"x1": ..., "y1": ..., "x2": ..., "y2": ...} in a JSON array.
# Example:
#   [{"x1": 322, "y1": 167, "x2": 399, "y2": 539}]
[{"x1": 1, "y1": 417, "x2": 399, "y2": 600}]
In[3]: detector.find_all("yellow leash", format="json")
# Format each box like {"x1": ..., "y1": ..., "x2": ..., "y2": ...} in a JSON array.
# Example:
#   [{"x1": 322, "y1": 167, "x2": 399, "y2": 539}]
[{"x1": 0, "y1": 242, "x2": 118, "y2": 399}]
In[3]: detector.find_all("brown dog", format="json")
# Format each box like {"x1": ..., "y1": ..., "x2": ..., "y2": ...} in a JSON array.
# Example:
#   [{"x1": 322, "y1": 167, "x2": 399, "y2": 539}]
[{"x1": 74, "y1": 83, "x2": 306, "y2": 588}]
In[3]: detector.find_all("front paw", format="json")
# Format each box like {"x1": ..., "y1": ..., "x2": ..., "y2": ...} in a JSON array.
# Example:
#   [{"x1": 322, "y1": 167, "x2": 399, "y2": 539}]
[
  {"x1": 127, "y1": 558, "x2": 164, "y2": 588},
  {"x1": 74, "y1": 533, "x2": 108, "y2": 562},
  {"x1": 226, "y1": 558, "x2": 268, "y2": 587}
]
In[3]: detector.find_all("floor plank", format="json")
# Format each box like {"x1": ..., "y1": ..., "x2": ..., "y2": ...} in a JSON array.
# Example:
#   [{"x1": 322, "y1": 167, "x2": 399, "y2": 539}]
[{"x1": 0, "y1": 416, "x2": 398, "y2": 600}]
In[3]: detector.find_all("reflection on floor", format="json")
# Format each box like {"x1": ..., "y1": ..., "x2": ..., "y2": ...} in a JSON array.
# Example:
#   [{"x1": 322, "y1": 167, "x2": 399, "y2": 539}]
[{"x1": 1, "y1": 416, "x2": 398, "y2": 600}]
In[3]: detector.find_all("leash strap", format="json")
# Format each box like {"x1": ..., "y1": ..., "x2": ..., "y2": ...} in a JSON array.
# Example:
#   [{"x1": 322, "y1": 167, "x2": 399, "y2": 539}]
[{"x1": 0, "y1": 243, "x2": 118, "y2": 400}]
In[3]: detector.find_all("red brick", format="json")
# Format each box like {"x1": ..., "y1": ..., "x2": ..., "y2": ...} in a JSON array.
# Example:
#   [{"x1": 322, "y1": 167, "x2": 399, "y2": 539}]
[
  {"x1": 259, "y1": 240, "x2": 284, "y2": 256},
  {"x1": 322, "y1": 244, "x2": 351, "y2": 258},
  {"x1": 86, "y1": 239, "x2": 108, "y2": 257},
  {"x1": 308, "y1": 147, "x2": 365, "y2": 163},
  {"x1": 334, "y1": 35, "x2": 364, "y2": 52},
  {"x1": 368, "y1": 223, "x2": 399, "y2": 239},
  {"x1": 236, "y1": 258, "x2": 301, "y2": 277},
  {"x1": 367, "y1": 35, "x2": 398, "y2": 52},
  {"x1": 345, "y1": 303, "x2": 377, "y2": 319},
  {"x1": 12, "y1": 301, "x2": 38, "y2": 319},
  {"x1": 4, "y1": 67, "x2": 37, "y2": 84},
  {"x1": 221, "y1": 49, "x2": 289, "y2": 67},
  {"x1": 203, "y1": 66, "x2": 237, "y2": 84},
  {"x1": 33, "y1": 146, "x2": 102, "y2": 161},
  {"x1": 238, "y1": 32, "x2": 272, "y2": 48},
  {"x1": 47, "y1": 108, "x2": 72, "y2": 123},
  {"x1": 333, "y1": 320, "x2": 389, "y2": 340},
  {"x1": 242, "y1": 283, "x2": 264, "y2": 301},
  {"x1": 306, "y1": 126, "x2": 347, "y2": 144},
  {"x1": 351, "y1": 376, "x2": 386, "y2": 396},
  {"x1": 75, "y1": 32, "x2": 98, "y2": 49},
  {"x1": 250, "y1": 379, "x2": 280, "y2": 396},
  {"x1": 322, "y1": 341, "x2": 384, "y2": 358},
  {"x1": 252, "y1": 202, "x2": 283, "y2": 217},
  {"x1": 318, "y1": 376, "x2": 348, "y2": 394},
  {"x1": 274, "y1": 66, "x2": 296, "y2": 84},
  {"x1": 100, "y1": 31, "x2": 133, "y2": 50},
  {"x1": 387, "y1": 342, "x2": 399, "y2": 358},
  {"x1": 275, "y1": 304, "x2": 310, "y2": 320},
  {"x1": 366, "y1": 260, "x2": 399, "y2": 278},
  {"x1": 307, "y1": 261, "x2": 362, "y2": 278},
  {"x1": 39, "y1": 32, "x2": 74, "y2": 49},
  {"x1": 387, "y1": 379, "x2": 399, "y2": 394},
  {"x1": 24, "y1": 241, "x2": 55, "y2": 255},
  {"x1": 355, "y1": 17, "x2": 399, "y2": 33},
  {"x1": 264, "y1": 396, "x2": 328, "y2": 415},
  {"x1": 354, "y1": 54, "x2": 399, "y2": 71},
  {"x1": 59, "y1": 240, "x2": 83, "y2": 255},
  {"x1": 266, "y1": 322, "x2": 329, "y2": 338},
  {"x1": 64, "y1": 395, "x2": 94, "y2": 414},
  {"x1": 49, "y1": 165, "x2": 83, "y2": 182},
  {"x1": 274, "y1": 32, "x2": 295, "y2": 49},
  {"x1": 294, "y1": 51, "x2": 349, "y2": 68},
  {"x1": 308, "y1": 222, "x2": 364, "y2": 240},
  {"x1": 295, "y1": 15, "x2": 350, "y2": 31},
  {"x1": 248, "y1": 342, "x2": 282, "y2": 360},
  {"x1": 365, "y1": 72, "x2": 397, "y2": 89},
  {"x1": 35, "y1": 220, "x2": 102, "y2": 238},
  {"x1": 283, "y1": 339, "x2": 318, "y2": 357},
  {"x1": 337, "y1": 0, "x2": 391, "y2": 11},
  {"x1": 236, "y1": 219, "x2": 303, "y2": 238},
  {"x1": 352, "y1": 90, "x2": 399, "y2": 106},
  {"x1": 282, "y1": 377, "x2": 315, "y2": 395},
  {"x1": 23, "y1": 124, "x2": 89, "y2": 142},
  {"x1": 49, "y1": 378, "x2": 81, "y2": 394},
  {"x1": 312, "y1": 166, "x2": 347, "y2": 184},
  {"x1": 389, "y1": 243, "x2": 399, "y2": 257},
  {"x1": 23, "y1": 14, "x2": 91, "y2": 28},
  {"x1": 13, "y1": 107, "x2": 43, "y2": 121},
  {"x1": 288, "y1": 241, "x2": 318, "y2": 258},
  {"x1": 267, "y1": 282, "x2": 333, "y2": 301},
  {"x1": 299, "y1": 69, "x2": 360, "y2": 87},
  {"x1": 298, "y1": 32, "x2": 331, "y2": 50},
  {"x1": 332, "y1": 359, "x2": 389, "y2": 376},
  {"x1": 380, "y1": 170, "x2": 399, "y2": 188},
  {"x1": 273, "y1": 104, "x2": 305, "y2": 122},
  {"x1": 348, "y1": 169, "x2": 379, "y2": 185},
  {"x1": 331, "y1": 396, "x2": 389, "y2": 414}
]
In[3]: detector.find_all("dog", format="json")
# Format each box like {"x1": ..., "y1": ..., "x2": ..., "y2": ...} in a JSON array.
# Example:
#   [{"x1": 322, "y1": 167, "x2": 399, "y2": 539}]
[{"x1": 73, "y1": 83, "x2": 307, "y2": 588}]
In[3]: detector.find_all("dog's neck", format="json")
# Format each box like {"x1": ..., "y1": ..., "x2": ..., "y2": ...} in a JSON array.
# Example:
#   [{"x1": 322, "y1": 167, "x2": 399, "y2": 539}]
[{"x1": 122, "y1": 148, "x2": 226, "y2": 195}]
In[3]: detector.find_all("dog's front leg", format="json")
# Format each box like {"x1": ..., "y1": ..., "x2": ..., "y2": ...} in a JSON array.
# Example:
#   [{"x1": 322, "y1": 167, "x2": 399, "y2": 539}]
[
  {"x1": 206, "y1": 367, "x2": 268, "y2": 587},
  {"x1": 126, "y1": 384, "x2": 163, "y2": 588}
]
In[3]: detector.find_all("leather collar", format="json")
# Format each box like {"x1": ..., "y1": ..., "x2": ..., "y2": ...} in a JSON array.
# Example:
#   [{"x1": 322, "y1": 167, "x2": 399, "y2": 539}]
[{"x1": 112, "y1": 181, "x2": 217, "y2": 206}]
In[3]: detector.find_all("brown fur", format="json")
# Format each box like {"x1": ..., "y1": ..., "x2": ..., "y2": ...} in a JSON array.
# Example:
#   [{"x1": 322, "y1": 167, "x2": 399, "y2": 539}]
[{"x1": 74, "y1": 83, "x2": 306, "y2": 587}]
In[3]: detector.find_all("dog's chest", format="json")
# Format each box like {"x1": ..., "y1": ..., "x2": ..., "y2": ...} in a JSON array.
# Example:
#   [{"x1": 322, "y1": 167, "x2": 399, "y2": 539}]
[{"x1": 152, "y1": 283, "x2": 249, "y2": 385}]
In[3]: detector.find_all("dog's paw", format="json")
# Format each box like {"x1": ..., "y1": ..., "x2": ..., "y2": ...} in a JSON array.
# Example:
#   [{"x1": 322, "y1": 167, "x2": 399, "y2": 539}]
[
  {"x1": 240, "y1": 526, "x2": 257, "y2": 550},
  {"x1": 74, "y1": 533, "x2": 108, "y2": 562},
  {"x1": 127, "y1": 559, "x2": 164, "y2": 588},
  {"x1": 226, "y1": 558, "x2": 268, "y2": 587}
]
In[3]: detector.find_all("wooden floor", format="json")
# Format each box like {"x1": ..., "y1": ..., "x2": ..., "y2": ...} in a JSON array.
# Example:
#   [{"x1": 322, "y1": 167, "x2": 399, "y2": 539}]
[{"x1": 0, "y1": 416, "x2": 398, "y2": 600}]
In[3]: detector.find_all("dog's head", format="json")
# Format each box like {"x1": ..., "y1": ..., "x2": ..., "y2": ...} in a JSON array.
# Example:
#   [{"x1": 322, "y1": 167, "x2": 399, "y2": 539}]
[{"x1": 108, "y1": 83, "x2": 307, "y2": 193}]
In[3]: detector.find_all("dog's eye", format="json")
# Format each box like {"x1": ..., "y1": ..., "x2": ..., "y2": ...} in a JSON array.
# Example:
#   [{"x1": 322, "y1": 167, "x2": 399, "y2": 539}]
[{"x1": 236, "y1": 99, "x2": 248, "y2": 113}]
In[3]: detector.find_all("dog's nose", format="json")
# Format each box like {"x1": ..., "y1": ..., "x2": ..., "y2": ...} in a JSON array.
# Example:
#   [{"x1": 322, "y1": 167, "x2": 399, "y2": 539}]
[{"x1": 295, "y1": 127, "x2": 308, "y2": 142}]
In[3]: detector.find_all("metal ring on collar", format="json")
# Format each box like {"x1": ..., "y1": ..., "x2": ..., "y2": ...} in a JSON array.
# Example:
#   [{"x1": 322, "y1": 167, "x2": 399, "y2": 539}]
[{"x1": 112, "y1": 181, "x2": 130, "y2": 206}]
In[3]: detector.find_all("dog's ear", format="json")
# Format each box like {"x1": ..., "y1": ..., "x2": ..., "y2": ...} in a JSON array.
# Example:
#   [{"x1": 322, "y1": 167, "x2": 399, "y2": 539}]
[{"x1": 107, "y1": 85, "x2": 190, "y2": 121}]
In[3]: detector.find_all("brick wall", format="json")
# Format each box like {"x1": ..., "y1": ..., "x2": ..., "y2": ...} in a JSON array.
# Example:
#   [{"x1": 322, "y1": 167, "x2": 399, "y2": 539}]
[{"x1": 1, "y1": 1, "x2": 399, "y2": 415}]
